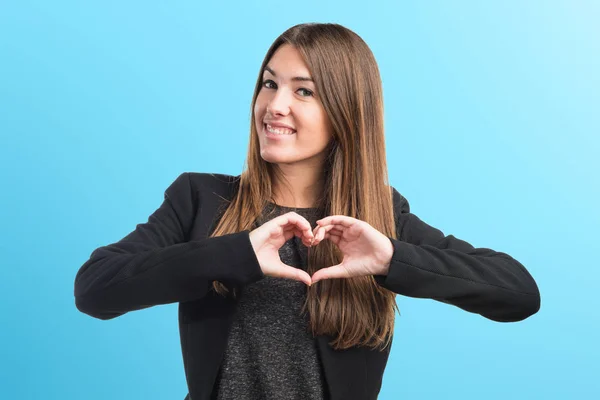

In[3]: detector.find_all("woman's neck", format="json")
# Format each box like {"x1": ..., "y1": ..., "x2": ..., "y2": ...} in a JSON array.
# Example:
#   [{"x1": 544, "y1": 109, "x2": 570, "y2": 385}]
[{"x1": 271, "y1": 164, "x2": 324, "y2": 208}]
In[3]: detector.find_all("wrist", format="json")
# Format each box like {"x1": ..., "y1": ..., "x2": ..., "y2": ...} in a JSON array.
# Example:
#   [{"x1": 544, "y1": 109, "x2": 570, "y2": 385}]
[{"x1": 377, "y1": 238, "x2": 394, "y2": 276}]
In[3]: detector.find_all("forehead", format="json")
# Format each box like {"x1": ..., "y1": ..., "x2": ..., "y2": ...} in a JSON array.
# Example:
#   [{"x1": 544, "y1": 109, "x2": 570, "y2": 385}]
[{"x1": 264, "y1": 44, "x2": 311, "y2": 78}]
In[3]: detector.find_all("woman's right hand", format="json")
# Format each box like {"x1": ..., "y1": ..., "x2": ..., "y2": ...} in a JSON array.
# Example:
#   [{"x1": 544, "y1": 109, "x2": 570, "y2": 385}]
[{"x1": 249, "y1": 212, "x2": 315, "y2": 286}]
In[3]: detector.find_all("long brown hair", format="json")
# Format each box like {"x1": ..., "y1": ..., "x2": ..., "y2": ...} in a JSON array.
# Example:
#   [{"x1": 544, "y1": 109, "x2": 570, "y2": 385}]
[{"x1": 210, "y1": 23, "x2": 398, "y2": 351}]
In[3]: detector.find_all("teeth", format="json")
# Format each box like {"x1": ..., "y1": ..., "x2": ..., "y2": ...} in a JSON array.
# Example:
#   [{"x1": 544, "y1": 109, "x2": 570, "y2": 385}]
[{"x1": 266, "y1": 124, "x2": 295, "y2": 135}]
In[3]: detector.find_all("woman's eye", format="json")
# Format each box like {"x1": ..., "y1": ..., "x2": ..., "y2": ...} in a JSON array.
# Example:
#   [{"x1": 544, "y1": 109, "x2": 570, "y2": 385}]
[
  {"x1": 262, "y1": 79, "x2": 276, "y2": 89},
  {"x1": 261, "y1": 79, "x2": 313, "y2": 97},
  {"x1": 297, "y1": 88, "x2": 314, "y2": 97}
]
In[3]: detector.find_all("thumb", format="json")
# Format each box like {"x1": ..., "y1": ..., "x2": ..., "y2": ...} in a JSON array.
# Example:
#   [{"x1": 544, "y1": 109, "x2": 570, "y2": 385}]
[
  {"x1": 311, "y1": 264, "x2": 348, "y2": 284},
  {"x1": 273, "y1": 262, "x2": 312, "y2": 286}
]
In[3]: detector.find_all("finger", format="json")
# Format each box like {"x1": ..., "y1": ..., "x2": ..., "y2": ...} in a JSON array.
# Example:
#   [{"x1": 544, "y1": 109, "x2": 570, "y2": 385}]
[
  {"x1": 282, "y1": 224, "x2": 306, "y2": 238},
  {"x1": 324, "y1": 229, "x2": 342, "y2": 238},
  {"x1": 282, "y1": 227, "x2": 297, "y2": 242},
  {"x1": 283, "y1": 225, "x2": 314, "y2": 247},
  {"x1": 316, "y1": 216, "x2": 356, "y2": 228},
  {"x1": 290, "y1": 212, "x2": 314, "y2": 232},
  {"x1": 311, "y1": 225, "x2": 322, "y2": 246},
  {"x1": 323, "y1": 231, "x2": 341, "y2": 245},
  {"x1": 311, "y1": 225, "x2": 341, "y2": 245},
  {"x1": 319, "y1": 224, "x2": 344, "y2": 234},
  {"x1": 273, "y1": 263, "x2": 312, "y2": 286},
  {"x1": 311, "y1": 264, "x2": 349, "y2": 284},
  {"x1": 283, "y1": 212, "x2": 315, "y2": 242},
  {"x1": 276, "y1": 212, "x2": 302, "y2": 230},
  {"x1": 319, "y1": 226, "x2": 328, "y2": 241},
  {"x1": 276, "y1": 213, "x2": 314, "y2": 244},
  {"x1": 315, "y1": 223, "x2": 346, "y2": 234},
  {"x1": 312, "y1": 225, "x2": 320, "y2": 236}
]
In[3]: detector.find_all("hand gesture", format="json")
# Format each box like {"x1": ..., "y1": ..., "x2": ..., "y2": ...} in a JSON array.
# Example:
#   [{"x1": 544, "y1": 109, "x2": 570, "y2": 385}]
[
  {"x1": 309, "y1": 215, "x2": 394, "y2": 284},
  {"x1": 249, "y1": 212, "x2": 314, "y2": 286}
]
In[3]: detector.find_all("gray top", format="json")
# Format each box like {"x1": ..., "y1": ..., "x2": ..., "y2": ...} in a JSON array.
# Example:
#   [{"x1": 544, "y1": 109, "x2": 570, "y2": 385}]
[{"x1": 212, "y1": 203, "x2": 328, "y2": 400}]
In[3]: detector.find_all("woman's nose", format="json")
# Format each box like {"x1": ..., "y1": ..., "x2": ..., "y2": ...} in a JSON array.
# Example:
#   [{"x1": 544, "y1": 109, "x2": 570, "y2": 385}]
[{"x1": 266, "y1": 88, "x2": 291, "y2": 116}]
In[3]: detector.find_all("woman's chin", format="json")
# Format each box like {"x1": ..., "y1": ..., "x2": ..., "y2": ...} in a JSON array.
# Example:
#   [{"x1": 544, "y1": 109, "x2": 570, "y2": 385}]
[
  {"x1": 261, "y1": 156, "x2": 289, "y2": 164},
  {"x1": 260, "y1": 152, "x2": 297, "y2": 165}
]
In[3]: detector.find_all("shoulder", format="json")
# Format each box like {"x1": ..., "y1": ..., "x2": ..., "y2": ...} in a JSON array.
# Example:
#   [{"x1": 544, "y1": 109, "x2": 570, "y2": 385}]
[
  {"x1": 390, "y1": 186, "x2": 410, "y2": 215},
  {"x1": 389, "y1": 185, "x2": 415, "y2": 241},
  {"x1": 165, "y1": 172, "x2": 241, "y2": 201},
  {"x1": 166, "y1": 172, "x2": 239, "y2": 189},
  {"x1": 187, "y1": 172, "x2": 240, "y2": 190}
]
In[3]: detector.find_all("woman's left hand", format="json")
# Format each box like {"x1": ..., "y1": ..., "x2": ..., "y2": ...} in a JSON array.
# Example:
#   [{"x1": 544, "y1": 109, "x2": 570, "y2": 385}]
[{"x1": 309, "y1": 215, "x2": 394, "y2": 284}]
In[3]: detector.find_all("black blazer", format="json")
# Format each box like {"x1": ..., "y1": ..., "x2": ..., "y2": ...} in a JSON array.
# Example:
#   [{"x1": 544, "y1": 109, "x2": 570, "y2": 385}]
[{"x1": 74, "y1": 172, "x2": 540, "y2": 400}]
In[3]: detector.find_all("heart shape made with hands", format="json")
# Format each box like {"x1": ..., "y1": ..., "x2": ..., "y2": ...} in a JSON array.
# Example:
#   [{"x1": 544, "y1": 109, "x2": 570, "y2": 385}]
[{"x1": 304, "y1": 216, "x2": 394, "y2": 285}]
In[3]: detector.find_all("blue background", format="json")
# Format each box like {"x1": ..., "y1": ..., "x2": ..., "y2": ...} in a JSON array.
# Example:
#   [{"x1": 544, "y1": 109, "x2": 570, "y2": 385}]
[{"x1": 1, "y1": 1, "x2": 598, "y2": 399}]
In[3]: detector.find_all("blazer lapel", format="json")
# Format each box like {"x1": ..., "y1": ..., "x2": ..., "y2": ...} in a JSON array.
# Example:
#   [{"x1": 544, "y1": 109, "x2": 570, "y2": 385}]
[{"x1": 316, "y1": 335, "x2": 368, "y2": 400}]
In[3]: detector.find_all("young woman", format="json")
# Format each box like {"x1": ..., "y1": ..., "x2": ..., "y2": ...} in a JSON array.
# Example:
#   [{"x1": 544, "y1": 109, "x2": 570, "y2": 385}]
[{"x1": 74, "y1": 23, "x2": 540, "y2": 400}]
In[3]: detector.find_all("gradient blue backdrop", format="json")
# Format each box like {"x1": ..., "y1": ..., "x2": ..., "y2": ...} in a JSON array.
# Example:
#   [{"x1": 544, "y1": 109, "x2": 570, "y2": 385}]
[{"x1": 1, "y1": 1, "x2": 598, "y2": 399}]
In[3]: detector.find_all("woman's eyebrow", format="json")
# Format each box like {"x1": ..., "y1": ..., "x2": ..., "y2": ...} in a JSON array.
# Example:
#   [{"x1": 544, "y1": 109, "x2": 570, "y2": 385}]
[{"x1": 264, "y1": 66, "x2": 313, "y2": 82}]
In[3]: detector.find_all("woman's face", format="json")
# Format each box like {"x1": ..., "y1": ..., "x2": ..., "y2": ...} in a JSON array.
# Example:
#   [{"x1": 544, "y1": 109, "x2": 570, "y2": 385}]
[{"x1": 254, "y1": 44, "x2": 333, "y2": 167}]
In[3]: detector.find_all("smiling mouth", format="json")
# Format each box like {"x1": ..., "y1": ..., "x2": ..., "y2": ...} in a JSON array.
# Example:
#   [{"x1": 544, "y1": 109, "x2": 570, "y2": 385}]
[{"x1": 264, "y1": 123, "x2": 297, "y2": 136}]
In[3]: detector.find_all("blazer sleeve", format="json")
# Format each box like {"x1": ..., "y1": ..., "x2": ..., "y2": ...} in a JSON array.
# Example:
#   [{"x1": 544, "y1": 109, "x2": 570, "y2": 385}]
[
  {"x1": 74, "y1": 172, "x2": 264, "y2": 320},
  {"x1": 374, "y1": 188, "x2": 540, "y2": 322}
]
